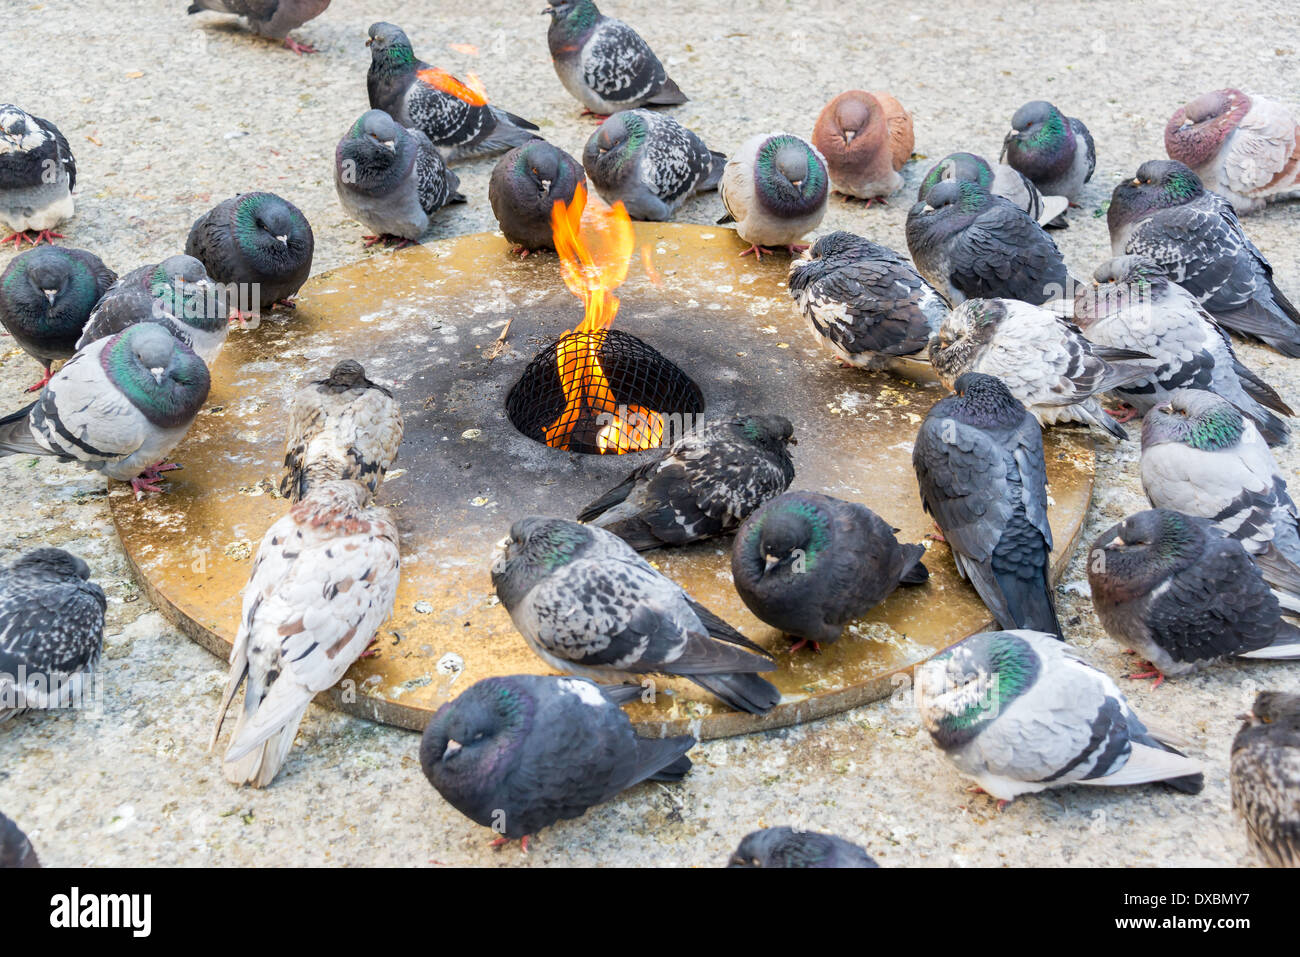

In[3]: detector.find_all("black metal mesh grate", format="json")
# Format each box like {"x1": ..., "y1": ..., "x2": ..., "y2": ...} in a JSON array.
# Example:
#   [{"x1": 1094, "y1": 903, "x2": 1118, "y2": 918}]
[{"x1": 506, "y1": 329, "x2": 705, "y2": 454}]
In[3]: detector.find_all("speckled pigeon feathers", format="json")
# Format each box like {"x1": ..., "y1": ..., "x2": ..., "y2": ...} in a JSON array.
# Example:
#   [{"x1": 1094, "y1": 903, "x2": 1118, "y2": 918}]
[
  {"x1": 919, "y1": 151, "x2": 1068, "y2": 227},
  {"x1": 1231, "y1": 692, "x2": 1300, "y2": 867},
  {"x1": 186, "y1": 0, "x2": 329, "y2": 41},
  {"x1": 185, "y1": 191, "x2": 314, "y2": 311},
  {"x1": 728, "y1": 827, "x2": 878, "y2": 868},
  {"x1": 719, "y1": 133, "x2": 828, "y2": 249},
  {"x1": 489, "y1": 140, "x2": 586, "y2": 252},
  {"x1": 0, "y1": 105, "x2": 76, "y2": 235},
  {"x1": 0, "y1": 246, "x2": 115, "y2": 374},
  {"x1": 0, "y1": 813, "x2": 39, "y2": 868}
]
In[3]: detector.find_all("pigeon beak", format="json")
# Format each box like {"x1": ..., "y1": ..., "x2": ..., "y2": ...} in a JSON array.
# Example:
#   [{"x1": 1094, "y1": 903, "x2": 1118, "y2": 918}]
[
  {"x1": 365, "y1": 37, "x2": 373, "y2": 46},
  {"x1": 381, "y1": 139, "x2": 396, "y2": 152},
  {"x1": 43, "y1": 289, "x2": 57, "y2": 305},
  {"x1": 149, "y1": 366, "x2": 165, "y2": 384},
  {"x1": 1179, "y1": 120, "x2": 1192, "y2": 131},
  {"x1": 842, "y1": 130, "x2": 855, "y2": 145},
  {"x1": 763, "y1": 554, "x2": 779, "y2": 574},
  {"x1": 275, "y1": 235, "x2": 289, "y2": 246},
  {"x1": 540, "y1": 178, "x2": 552, "y2": 192},
  {"x1": 1131, "y1": 178, "x2": 1142, "y2": 187},
  {"x1": 490, "y1": 535, "x2": 512, "y2": 573},
  {"x1": 922, "y1": 203, "x2": 934, "y2": 213},
  {"x1": 443, "y1": 739, "x2": 463, "y2": 760},
  {"x1": 790, "y1": 179, "x2": 803, "y2": 189},
  {"x1": 540, "y1": 6, "x2": 555, "y2": 14}
]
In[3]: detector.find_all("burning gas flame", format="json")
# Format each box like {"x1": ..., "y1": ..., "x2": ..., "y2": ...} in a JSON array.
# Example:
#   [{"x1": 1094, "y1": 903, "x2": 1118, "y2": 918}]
[
  {"x1": 545, "y1": 184, "x2": 664, "y2": 454},
  {"x1": 416, "y1": 68, "x2": 488, "y2": 107}
]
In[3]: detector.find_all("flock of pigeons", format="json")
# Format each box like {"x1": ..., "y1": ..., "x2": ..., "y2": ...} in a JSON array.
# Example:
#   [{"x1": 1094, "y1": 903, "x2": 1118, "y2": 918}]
[{"x1": 0, "y1": 0, "x2": 1299, "y2": 868}]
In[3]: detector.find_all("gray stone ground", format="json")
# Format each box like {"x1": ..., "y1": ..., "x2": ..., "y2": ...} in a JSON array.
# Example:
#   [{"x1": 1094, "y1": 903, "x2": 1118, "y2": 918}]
[{"x1": 1, "y1": 0, "x2": 1298, "y2": 867}]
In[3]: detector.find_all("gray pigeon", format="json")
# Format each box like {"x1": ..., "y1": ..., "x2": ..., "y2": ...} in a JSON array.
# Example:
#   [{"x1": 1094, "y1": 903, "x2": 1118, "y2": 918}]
[
  {"x1": 0, "y1": 245, "x2": 115, "y2": 391},
  {"x1": 186, "y1": 0, "x2": 330, "y2": 54},
  {"x1": 1231, "y1": 691, "x2": 1300, "y2": 868},
  {"x1": 918, "y1": 151, "x2": 1068, "y2": 227},
  {"x1": 727, "y1": 827, "x2": 878, "y2": 868},
  {"x1": 0, "y1": 104, "x2": 75, "y2": 247},
  {"x1": 577, "y1": 414, "x2": 796, "y2": 551},
  {"x1": 0, "y1": 548, "x2": 105, "y2": 722},
  {"x1": 582, "y1": 109, "x2": 725, "y2": 221},
  {"x1": 420, "y1": 674, "x2": 694, "y2": 849},
  {"x1": 787, "y1": 231, "x2": 948, "y2": 372},
  {"x1": 0, "y1": 323, "x2": 211, "y2": 495},
  {"x1": 185, "y1": 192, "x2": 313, "y2": 319},
  {"x1": 1108, "y1": 160, "x2": 1300, "y2": 357},
  {"x1": 366, "y1": 23, "x2": 539, "y2": 163},
  {"x1": 489, "y1": 140, "x2": 586, "y2": 256},
  {"x1": 1074, "y1": 255, "x2": 1292, "y2": 445},
  {"x1": 0, "y1": 813, "x2": 39, "y2": 868},
  {"x1": 719, "y1": 133, "x2": 828, "y2": 260},
  {"x1": 1088, "y1": 509, "x2": 1300, "y2": 684},
  {"x1": 906, "y1": 180, "x2": 1080, "y2": 307},
  {"x1": 915, "y1": 629, "x2": 1204, "y2": 804},
  {"x1": 1000, "y1": 101, "x2": 1095, "y2": 202},
  {"x1": 929, "y1": 298, "x2": 1152, "y2": 440},
  {"x1": 75, "y1": 254, "x2": 229, "y2": 366},
  {"x1": 1140, "y1": 389, "x2": 1300, "y2": 611},
  {"x1": 912, "y1": 373, "x2": 1062, "y2": 637},
  {"x1": 544, "y1": 0, "x2": 687, "y2": 117},
  {"x1": 731, "y1": 491, "x2": 928, "y2": 653},
  {"x1": 335, "y1": 110, "x2": 464, "y2": 248},
  {"x1": 491, "y1": 517, "x2": 780, "y2": 714}
]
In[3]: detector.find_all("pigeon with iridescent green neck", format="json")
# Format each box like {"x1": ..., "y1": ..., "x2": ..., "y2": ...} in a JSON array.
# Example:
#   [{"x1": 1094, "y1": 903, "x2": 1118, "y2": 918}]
[
  {"x1": 1000, "y1": 101, "x2": 1095, "y2": 202},
  {"x1": 719, "y1": 133, "x2": 828, "y2": 260},
  {"x1": 0, "y1": 104, "x2": 76, "y2": 247},
  {"x1": 1232, "y1": 691, "x2": 1300, "y2": 868},
  {"x1": 918, "y1": 151, "x2": 1067, "y2": 227},
  {"x1": 489, "y1": 140, "x2": 586, "y2": 255},
  {"x1": 186, "y1": 0, "x2": 330, "y2": 55},
  {"x1": 0, "y1": 246, "x2": 115, "y2": 392},
  {"x1": 0, "y1": 812, "x2": 39, "y2": 868},
  {"x1": 728, "y1": 827, "x2": 878, "y2": 868}
]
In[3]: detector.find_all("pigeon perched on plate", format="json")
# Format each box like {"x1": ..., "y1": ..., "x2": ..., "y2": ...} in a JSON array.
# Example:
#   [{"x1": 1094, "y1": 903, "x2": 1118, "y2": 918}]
[
  {"x1": 913, "y1": 373, "x2": 1062, "y2": 637},
  {"x1": 929, "y1": 298, "x2": 1152, "y2": 439},
  {"x1": 811, "y1": 90, "x2": 913, "y2": 203},
  {"x1": 0, "y1": 104, "x2": 76, "y2": 247},
  {"x1": 0, "y1": 812, "x2": 39, "y2": 868},
  {"x1": 1088, "y1": 509, "x2": 1300, "y2": 684},
  {"x1": 582, "y1": 109, "x2": 725, "y2": 221},
  {"x1": 1108, "y1": 160, "x2": 1300, "y2": 357},
  {"x1": 1074, "y1": 255, "x2": 1292, "y2": 445},
  {"x1": 1000, "y1": 100, "x2": 1095, "y2": 203},
  {"x1": 915, "y1": 629, "x2": 1204, "y2": 804},
  {"x1": 280, "y1": 359, "x2": 403, "y2": 503},
  {"x1": 75, "y1": 254, "x2": 229, "y2": 366},
  {"x1": 787, "y1": 231, "x2": 948, "y2": 372},
  {"x1": 1231, "y1": 691, "x2": 1300, "y2": 867},
  {"x1": 489, "y1": 140, "x2": 586, "y2": 256},
  {"x1": 0, "y1": 548, "x2": 105, "y2": 721},
  {"x1": 1139, "y1": 389, "x2": 1300, "y2": 610},
  {"x1": 186, "y1": 0, "x2": 330, "y2": 55},
  {"x1": 210, "y1": 480, "x2": 400, "y2": 788},
  {"x1": 335, "y1": 109, "x2": 464, "y2": 248},
  {"x1": 366, "y1": 22, "x2": 539, "y2": 163},
  {"x1": 492, "y1": 517, "x2": 780, "y2": 714},
  {"x1": 420, "y1": 674, "x2": 694, "y2": 849},
  {"x1": 0, "y1": 323, "x2": 211, "y2": 496},
  {"x1": 719, "y1": 133, "x2": 828, "y2": 260},
  {"x1": 1166, "y1": 89, "x2": 1300, "y2": 214},
  {"x1": 0, "y1": 245, "x2": 115, "y2": 391},
  {"x1": 906, "y1": 181, "x2": 1079, "y2": 307},
  {"x1": 544, "y1": 0, "x2": 687, "y2": 117},
  {"x1": 918, "y1": 151, "x2": 1068, "y2": 228},
  {"x1": 731, "y1": 491, "x2": 928, "y2": 652},
  {"x1": 727, "y1": 827, "x2": 878, "y2": 868},
  {"x1": 185, "y1": 192, "x2": 314, "y2": 318},
  {"x1": 577, "y1": 414, "x2": 795, "y2": 551}
]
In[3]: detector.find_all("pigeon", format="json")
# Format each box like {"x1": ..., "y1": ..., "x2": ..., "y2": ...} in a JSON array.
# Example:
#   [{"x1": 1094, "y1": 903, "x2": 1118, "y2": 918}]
[
  {"x1": 576, "y1": 414, "x2": 796, "y2": 551},
  {"x1": 543, "y1": 0, "x2": 687, "y2": 117},
  {"x1": 420, "y1": 674, "x2": 694, "y2": 848},
  {"x1": 915, "y1": 629, "x2": 1204, "y2": 804},
  {"x1": 0, "y1": 548, "x2": 105, "y2": 721},
  {"x1": 727, "y1": 827, "x2": 878, "y2": 868},
  {"x1": 366, "y1": 22, "x2": 539, "y2": 163},
  {"x1": 0, "y1": 812, "x2": 39, "y2": 868},
  {"x1": 929, "y1": 298, "x2": 1152, "y2": 440},
  {"x1": 912, "y1": 372, "x2": 1062, "y2": 637},
  {"x1": 1088, "y1": 509, "x2": 1300, "y2": 684},
  {"x1": 1074, "y1": 255, "x2": 1292, "y2": 445},
  {"x1": 0, "y1": 104, "x2": 76, "y2": 247},
  {"x1": 75, "y1": 255, "x2": 229, "y2": 366},
  {"x1": 210, "y1": 480, "x2": 400, "y2": 788},
  {"x1": 489, "y1": 140, "x2": 586, "y2": 256},
  {"x1": 185, "y1": 192, "x2": 314, "y2": 317},
  {"x1": 906, "y1": 180, "x2": 1079, "y2": 307},
  {"x1": 1166, "y1": 89, "x2": 1300, "y2": 214},
  {"x1": 719, "y1": 133, "x2": 828, "y2": 260},
  {"x1": 1139, "y1": 389, "x2": 1300, "y2": 610},
  {"x1": 582, "y1": 109, "x2": 725, "y2": 221},
  {"x1": 280, "y1": 359, "x2": 403, "y2": 503},
  {"x1": 335, "y1": 109, "x2": 464, "y2": 248},
  {"x1": 787, "y1": 231, "x2": 948, "y2": 371},
  {"x1": 0, "y1": 245, "x2": 115, "y2": 391},
  {"x1": 1000, "y1": 100, "x2": 1095, "y2": 202},
  {"x1": 1108, "y1": 160, "x2": 1300, "y2": 357},
  {"x1": 186, "y1": 0, "x2": 330, "y2": 55},
  {"x1": 918, "y1": 151, "x2": 1068, "y2": 227},
  {"x1": 1231, "y1": 691, "x2": 1300, "y2": 868},
  {"x1": 731, "y1": 491, "x2": 928, "y2": 652},
  {"x1": 491, "y1": 517, "x2": 780, "y2": 714},
  {"x1": 0, "y1": 323, "x2": 211, "y2": 495},
  {"x1": 811, "y1": 90, "x2": 914, "y2": 203}
]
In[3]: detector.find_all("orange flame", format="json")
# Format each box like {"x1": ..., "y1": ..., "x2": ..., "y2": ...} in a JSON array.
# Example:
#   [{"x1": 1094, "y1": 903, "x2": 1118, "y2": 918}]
[
  {"x1": 447, "y1": 42, "x2": 480, "y2": 56},
  {"x1": 416, "y1": 68, "x2": 488, "y2": 106}
]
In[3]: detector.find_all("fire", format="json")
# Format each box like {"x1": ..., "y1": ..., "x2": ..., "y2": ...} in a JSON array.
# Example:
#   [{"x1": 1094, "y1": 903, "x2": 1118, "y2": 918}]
[
  {"x1": 447, "y1": 42, "x2": 479, "y2": 56},
  {"x1": 416, "y1": 68, "x2": 488, "y2": 107},
  {"x1": 545, "y1": 184, "x2": 664, "y2": 454}
]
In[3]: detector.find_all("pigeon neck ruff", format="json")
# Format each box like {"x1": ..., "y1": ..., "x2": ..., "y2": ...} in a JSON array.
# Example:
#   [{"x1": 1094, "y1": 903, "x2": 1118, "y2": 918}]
[
  {"x1": 926, "y1": 633, "x2": 1041, "y2": 750},
  {"x1": 100, "y1": 330, "x2": 211, "y2": 430}
]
